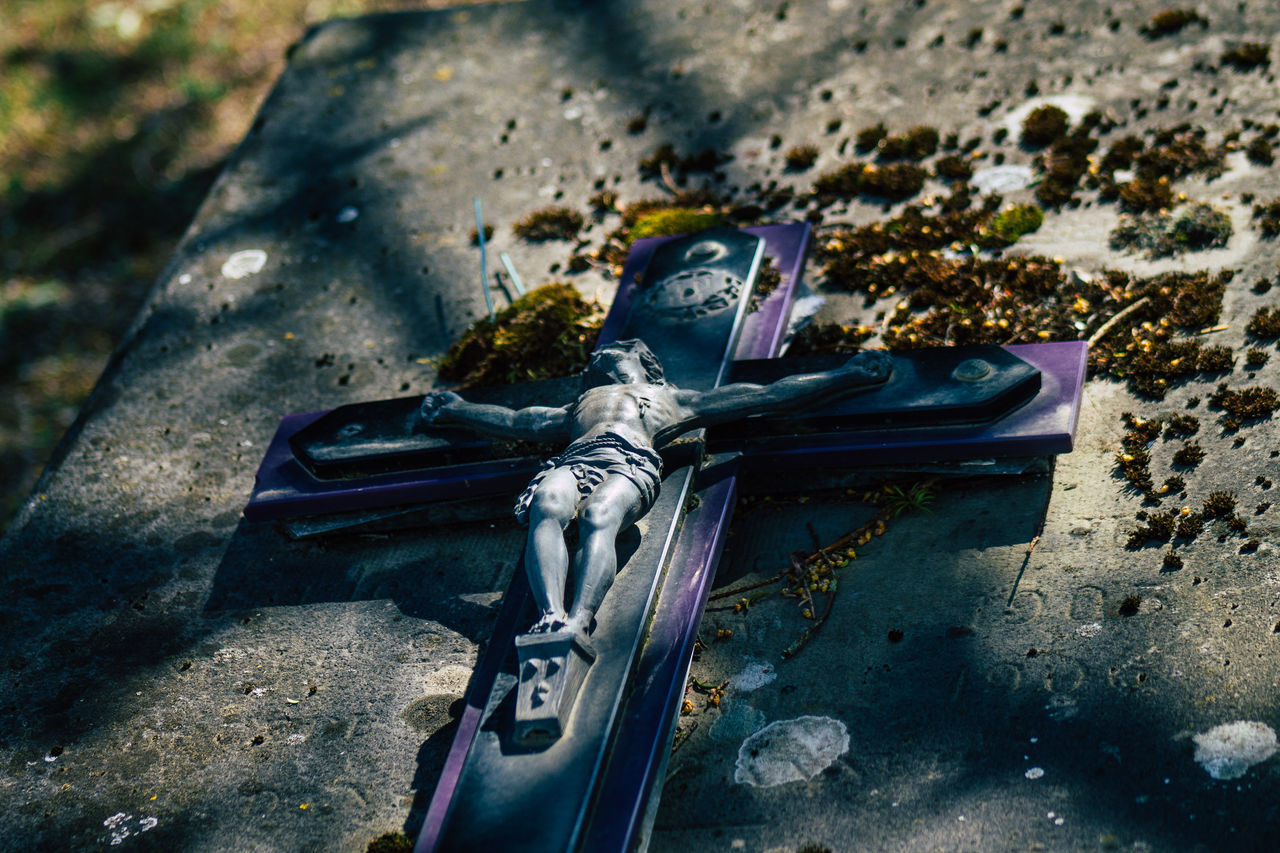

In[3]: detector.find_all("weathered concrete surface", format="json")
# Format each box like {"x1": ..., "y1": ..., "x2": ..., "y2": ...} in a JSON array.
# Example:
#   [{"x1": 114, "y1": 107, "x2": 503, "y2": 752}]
[{"x1": 3, "y1": 1, "x2": 1280, "y2": 850}]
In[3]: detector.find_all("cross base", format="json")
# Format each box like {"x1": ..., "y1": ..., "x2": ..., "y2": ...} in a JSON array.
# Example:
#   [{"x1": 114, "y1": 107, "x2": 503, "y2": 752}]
[{"x1": 514, "y1": 629, "x2": 598, "y2": 747}]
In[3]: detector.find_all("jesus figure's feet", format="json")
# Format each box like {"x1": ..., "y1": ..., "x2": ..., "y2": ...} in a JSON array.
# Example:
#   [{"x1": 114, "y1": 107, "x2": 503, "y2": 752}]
[{"x1": 528, "y1": 611, "x2": 569, "y2": 634}]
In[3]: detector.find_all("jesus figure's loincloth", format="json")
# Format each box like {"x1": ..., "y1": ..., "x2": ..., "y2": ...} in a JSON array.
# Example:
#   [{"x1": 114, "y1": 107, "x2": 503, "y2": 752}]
[{"x1": 513, "y1": 433, "x2": 663, "y2": 525}]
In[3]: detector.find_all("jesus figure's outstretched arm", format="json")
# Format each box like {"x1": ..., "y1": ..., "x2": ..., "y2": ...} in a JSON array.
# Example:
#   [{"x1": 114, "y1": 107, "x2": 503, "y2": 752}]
[
  {"x1": 661, "y1": 349, "x2": 893, "y2": 443},
  {"x1": 419, "y1": 391, "x2": 572, "y2": 442}
]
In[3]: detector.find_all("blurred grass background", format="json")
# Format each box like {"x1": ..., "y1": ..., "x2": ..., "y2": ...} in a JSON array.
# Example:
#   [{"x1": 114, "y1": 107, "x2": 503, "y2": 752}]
[{"x1": 0, "y1": 0, "x2": 478, "y2": 535}]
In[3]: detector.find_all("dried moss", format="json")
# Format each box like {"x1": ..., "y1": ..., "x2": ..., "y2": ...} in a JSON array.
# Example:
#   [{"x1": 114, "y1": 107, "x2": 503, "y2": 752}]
[
  {"x1": 1117, "y1": 181, "x2": 1173, "y2": 217},
  {"x1": 1142, "y1": 9, "x2": 1206, "y2": 37},
  {"x1": 812, "y1": 162, "x2": 927, "y2": 203},
  {"x1": 1021, "y1": 105, "x2": 1069, "y2": 147},
  {"x1": 788, "y1": 323, "x2": 876, "y2": 356},
  {"x1": 1128, "y1": 513, "x2": 1173, "y2": 548},
  {"x1": 1222, "y1": 43, "x2": 1270, "y2": 71},
  {"x1": 1172, "y1": 443, "x2": 1205, "y2": 467},
  {"x1": 1252, "y1": 198, "x2": 1280, "y2": 237},
  {"x1": 1111, "y1": 203, "x2": 1232, "y2": 256},
  {"x1": 933, "y1": 154, "x2": 973, "y2": 182},
  {"x1": 1203, "y1": 490, "x2": 1237, "y2": 518},
  {"x1": 367, "y1": 832, "x2": 413, "y2": 853},
  {"x1": 1034, "y1": 130, "x2": 1097, "y2": 207},
  {"x1": 1162, "y1": 549, "x2": 1184, "y2": 570},
  {"x1": 513, "y1": 207, "x2": 585, "y2": 241},
  {"x1": 1135, "y1": 129, "x2": 1225, "y2": 181},
  {"x1": 862, "y1": 163, "x2": 928, "y2": 200},
  {"x1": 785, "y1": 144, "x2": 819, "y2": 171},
  {"x1": 1163, "y1": 414, "x2": 1199, "y2": 438},
  {"x1": 1175, "y1": 511, "x2": 1204, "y2": 539},
  {"x1": 877, "y1": 126, "x2": 940, "y2": 161},
  {"x1": 1247, "y1": 137, "x2": 1274, "y2": 166},
  {"x1": 1196, "y1": 345, "x2": 1235, "y2": 373},
  {"x1": 589, "y1": 190, "x2": 619, "y2": 213},
  {"x1": 1088, "y1": 270, "x2": 1233, "y2": 398},
  {"x1": 1247, "y1": 307, "x2": 1280, "y2": 338},
  {"x1": 437, "y1": 283, "x2": 602, "y2": 387},
  {"x1": 1246, "y1": 347, "x2": 1270, "y2": 367},
  {"x1": 1208, "y1": 384, "x2": 1280, "y2": 429},
  {"x1": 855, "y1": 122, "x2": 888, "y2": 154},
  {"x1": 638, "y1": 144, "x2": 729, "y2": 182}
]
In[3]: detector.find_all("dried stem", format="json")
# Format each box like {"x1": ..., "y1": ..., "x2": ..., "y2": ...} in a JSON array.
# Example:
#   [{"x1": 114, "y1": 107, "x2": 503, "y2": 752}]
[{"x1": 1087, "y1": 296, "x2": 1151, "y2": 347}]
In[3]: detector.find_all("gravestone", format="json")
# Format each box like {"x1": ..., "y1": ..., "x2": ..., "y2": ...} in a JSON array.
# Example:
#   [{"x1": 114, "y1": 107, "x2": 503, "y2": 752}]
[{"x1": 5, "y1": 2, "x2": 1280, "y2": 852}]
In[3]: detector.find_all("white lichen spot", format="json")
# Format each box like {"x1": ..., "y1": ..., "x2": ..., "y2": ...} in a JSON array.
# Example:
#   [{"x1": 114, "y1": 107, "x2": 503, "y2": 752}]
[
  {"x1": 734, "y1": 716, "x2": 848, "y2": 787},
  {"x1": 221, "y1": 249, "x2": 268, "y2": 280},
  {"x1": 1193, "y1": 721, "x2": 1278, "y2": 780},
  {"x1": 104, "y1": 812, "x2": 133, "y2": 846},
  {"x1": 286, "y1": 733, "x2": 306, "y2": 745},
  {"x1": 336, "y1": 206, "x2": 359, "y2": 223},
  {"x1": 1077, "y1": 622, "x2": 1103, "y2": 638},
  {"x1": 971, "y1": 165, "x2": 1034, "y2": 195},
  {"x1": 139, "y1": 817, "x2": 158, "y2": 832},
  {"x1": 730, "y1": 660, "x2": 776, "y2": 692},
  {"x1": 1025, "y1": 766, "x2": 1045, "y2": 779}
]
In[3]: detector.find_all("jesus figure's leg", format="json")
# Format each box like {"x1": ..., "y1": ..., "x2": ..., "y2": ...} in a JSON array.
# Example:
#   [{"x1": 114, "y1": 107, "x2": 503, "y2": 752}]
[
  {"x1": 567, "y1": 475, "x2": 644, "y2": 635},
  {"x1": 523, "y1": 468, "x2": 580, "y2": 632}
]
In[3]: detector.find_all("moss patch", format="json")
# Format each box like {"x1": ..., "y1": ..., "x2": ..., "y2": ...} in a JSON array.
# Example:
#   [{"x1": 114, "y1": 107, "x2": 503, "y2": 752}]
[
  {"x1": 513, "y1": 207, "x2": 585, "y2": 241},
  {"x1": 628, "y1": 207, "x2": 723, "y2": 242},
  {"x1": 1110, "y1": 203, "x2": 1233, "y2": 258},
  {"x1": 437, "y1": 283, "x2": 602, "y2": 387}
]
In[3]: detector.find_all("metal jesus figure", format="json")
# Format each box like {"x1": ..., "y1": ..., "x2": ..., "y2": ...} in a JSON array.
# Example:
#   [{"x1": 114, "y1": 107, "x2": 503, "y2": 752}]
[{"x1": 419, "y1": 339, "x2": 891, "y2": 640}]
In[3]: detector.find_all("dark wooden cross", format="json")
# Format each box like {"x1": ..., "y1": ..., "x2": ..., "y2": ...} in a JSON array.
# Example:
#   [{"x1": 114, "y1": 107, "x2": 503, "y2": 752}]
[{"x1": 245, "y1": 224, "x2": 1086, "y2": 853}]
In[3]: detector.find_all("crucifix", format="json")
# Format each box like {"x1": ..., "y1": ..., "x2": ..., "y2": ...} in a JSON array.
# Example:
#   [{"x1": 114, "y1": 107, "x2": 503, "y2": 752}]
[{"x1": 245, "y1": 224, "x2": 1086, "y2": 853}]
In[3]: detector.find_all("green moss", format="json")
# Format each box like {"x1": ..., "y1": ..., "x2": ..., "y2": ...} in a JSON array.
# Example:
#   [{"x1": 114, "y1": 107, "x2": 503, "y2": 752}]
[
  {"x1": 983, "y1": 203, "x2": 1043, "y2": 246},
  {"x1": 629, "y1": 208, "x2": 723, "y2": 241},
  {"x1": 437, "y1": 283, "x2": 602, "y2": 387}
]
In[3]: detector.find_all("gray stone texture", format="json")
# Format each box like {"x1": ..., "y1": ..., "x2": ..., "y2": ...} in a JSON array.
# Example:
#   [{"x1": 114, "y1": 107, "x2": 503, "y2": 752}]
[{"x1": 4, "y1": 1, "x2": 1280, "y2": 851}]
